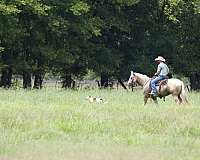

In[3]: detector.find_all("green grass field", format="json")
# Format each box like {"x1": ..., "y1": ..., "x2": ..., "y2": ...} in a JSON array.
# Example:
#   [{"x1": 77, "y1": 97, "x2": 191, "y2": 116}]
[{"x1": 0, "y1": 88, "x2": 200, "y2": 160}]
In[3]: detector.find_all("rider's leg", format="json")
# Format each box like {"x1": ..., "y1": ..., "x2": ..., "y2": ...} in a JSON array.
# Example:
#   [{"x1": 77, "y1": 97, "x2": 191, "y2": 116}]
[{"x1": 150, "y1": 76, "x2": 165, "y2": 95}]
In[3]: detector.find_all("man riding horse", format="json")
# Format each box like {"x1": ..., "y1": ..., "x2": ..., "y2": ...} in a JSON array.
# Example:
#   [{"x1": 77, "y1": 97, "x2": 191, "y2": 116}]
[
  {"x1": 150, "y1": 56, "x2": 169, "y2": 97},
  {"x1": 127, "y1": 56, "x2": 189, "y2": 105}
]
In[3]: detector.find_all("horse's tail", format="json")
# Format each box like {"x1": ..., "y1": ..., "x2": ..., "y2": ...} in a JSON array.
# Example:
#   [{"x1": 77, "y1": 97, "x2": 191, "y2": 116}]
[{"x1": 180, "y1": 82, "x2": 189, "y2": 104}]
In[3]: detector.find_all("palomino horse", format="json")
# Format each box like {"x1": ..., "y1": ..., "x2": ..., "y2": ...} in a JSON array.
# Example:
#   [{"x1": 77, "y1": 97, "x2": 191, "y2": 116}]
[{"x1": 127, "y1": 71, "x2": 189, "y2": 105}]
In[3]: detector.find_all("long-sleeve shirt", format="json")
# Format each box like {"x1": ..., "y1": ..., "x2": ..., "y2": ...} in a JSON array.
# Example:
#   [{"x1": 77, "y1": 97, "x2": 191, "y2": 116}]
[{"x1": 156, "y1": 62, "x2": 169, "y2": 76}]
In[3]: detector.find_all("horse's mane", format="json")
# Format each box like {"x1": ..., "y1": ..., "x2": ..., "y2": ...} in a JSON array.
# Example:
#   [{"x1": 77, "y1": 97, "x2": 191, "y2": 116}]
[{"x1": 134, "y1": 72, "x2": 150, "y2": 79}]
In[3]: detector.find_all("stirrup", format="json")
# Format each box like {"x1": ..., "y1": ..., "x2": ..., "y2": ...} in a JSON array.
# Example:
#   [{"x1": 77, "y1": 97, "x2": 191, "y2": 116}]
[{"x1": 149, "y1": 92, "x2": 158, "y2": 98}]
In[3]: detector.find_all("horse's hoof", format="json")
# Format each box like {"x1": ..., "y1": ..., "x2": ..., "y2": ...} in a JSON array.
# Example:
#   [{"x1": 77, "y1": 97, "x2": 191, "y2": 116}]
[{"x1": 150, "y1": 95, "x2": 157, "y2": 100}]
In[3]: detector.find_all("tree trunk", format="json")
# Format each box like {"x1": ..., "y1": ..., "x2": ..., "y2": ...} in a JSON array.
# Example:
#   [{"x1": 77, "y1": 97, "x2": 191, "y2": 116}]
[
  {"x1": 72, "y1": 80, "x2": 76, "y2": 89},
  {"x1": 0, "y1": 67, "x2": 12, "y2": 88},
  {"x1": 100, "y1": 73, "x2": 109, "y2": 88},
  {"x1": 96, "y1": 80, "x2": 101, "y2": 88},
  {"x1": 190, "y1": 73, "x2": 200, "y2": 91},
  {"x1": 23, "y1": 72, "x2": 32, "y2": 89},
  {"x1": 33, "y1": 72, "x2": 43, "y2": 89},
  {"x1": 117, "y1": 78, "x2": 128, "y2": 90},
  {"x1": 62, "y1": 74, "x2": 72, "y2": 88},
  {"x1": 33, "y1": 52, "x2": 45, "y2": 89}
]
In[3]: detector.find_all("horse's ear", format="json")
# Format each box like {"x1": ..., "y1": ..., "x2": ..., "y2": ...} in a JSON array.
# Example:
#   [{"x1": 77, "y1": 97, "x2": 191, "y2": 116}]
[{"x1": 131, "y1": 71, "x2": 133, "y2": 75}]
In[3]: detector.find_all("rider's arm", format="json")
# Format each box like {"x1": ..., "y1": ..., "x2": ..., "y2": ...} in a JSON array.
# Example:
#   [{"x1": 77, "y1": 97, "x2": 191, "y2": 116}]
[{"x1": 154, "y1": 65, "x2": 161, "y2": 76}]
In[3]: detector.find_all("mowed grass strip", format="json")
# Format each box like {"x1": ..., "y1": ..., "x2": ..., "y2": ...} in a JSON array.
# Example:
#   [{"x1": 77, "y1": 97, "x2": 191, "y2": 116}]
[{"x1": 0, "y1": 88, "x2": 200, "y2": 160}]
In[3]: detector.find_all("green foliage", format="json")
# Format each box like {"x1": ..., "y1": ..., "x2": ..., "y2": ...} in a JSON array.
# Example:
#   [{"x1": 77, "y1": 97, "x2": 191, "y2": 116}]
[
  {"x1": 69, "y1": 1, "x2": 90, "y2": 16},
  {"x1": 15, "y1": 0, "x2": 51, "y2": 15},
  {"x1": 83, "y1": 69, "x2": 98, "y2": 80},
  {"x1": 111, "y1": 0, "x2": 140, "y2": 6},
  {"x1": 0, "y1": 47, "x2": 4, "y2": 53},
  {"x1": 0, "y1": 0, "x2": 199, "y2": 86},
  {"x1": 0, "y1": 3, "x2": 20, "y2": 15},
  {"x1": 194, "y1": 0, "x2": 200, "y2": 14}
]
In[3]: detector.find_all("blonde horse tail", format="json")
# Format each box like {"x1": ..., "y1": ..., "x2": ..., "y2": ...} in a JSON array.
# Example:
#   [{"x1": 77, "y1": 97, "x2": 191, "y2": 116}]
[{"x1": 180, "y1": 82, "x2": 189, "y2": 104}]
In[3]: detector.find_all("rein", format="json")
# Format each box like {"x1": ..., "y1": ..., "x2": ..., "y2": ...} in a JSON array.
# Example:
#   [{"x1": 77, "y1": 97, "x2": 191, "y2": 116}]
[{"x1": 143, "y1": 79, "x2": 151, "y2": 87}]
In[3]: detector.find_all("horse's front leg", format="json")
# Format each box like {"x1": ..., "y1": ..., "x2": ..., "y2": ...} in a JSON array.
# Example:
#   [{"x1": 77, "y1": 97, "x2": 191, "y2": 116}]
[
  {"x1": 144, "y1": 95, "x2": 149, "y2": 106},
  {"x1": 152, "y1": 97, "x2": 158, "y2": 106},
  {"x1": 154, "y1": 99, "x2": 158, "y2": 104}
]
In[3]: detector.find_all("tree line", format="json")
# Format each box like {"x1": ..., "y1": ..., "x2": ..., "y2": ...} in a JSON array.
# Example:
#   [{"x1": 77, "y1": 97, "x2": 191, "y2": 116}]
[{"x1": 0, "y1": 0, "x2": 200, "y2": 90}]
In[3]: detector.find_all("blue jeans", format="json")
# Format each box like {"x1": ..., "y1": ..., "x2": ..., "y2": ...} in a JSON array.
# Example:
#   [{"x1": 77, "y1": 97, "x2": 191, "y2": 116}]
[{"x1": 150, "y1": 75, "x2": 167, "y2": 94}]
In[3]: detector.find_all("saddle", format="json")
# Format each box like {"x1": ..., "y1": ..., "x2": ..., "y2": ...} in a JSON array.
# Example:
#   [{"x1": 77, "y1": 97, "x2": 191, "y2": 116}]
[
  {"x1": 157, "y1": 79, "x2": 168, "y2": 92},
  {"x1": 149, "y1": 79, "x2": 168, "y2": 100}
]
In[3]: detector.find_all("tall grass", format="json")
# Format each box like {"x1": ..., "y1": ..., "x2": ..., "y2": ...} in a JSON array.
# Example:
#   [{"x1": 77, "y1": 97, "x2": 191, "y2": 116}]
[{"x1": 0, "y1": 88, "x2": 200, "y2": 160}]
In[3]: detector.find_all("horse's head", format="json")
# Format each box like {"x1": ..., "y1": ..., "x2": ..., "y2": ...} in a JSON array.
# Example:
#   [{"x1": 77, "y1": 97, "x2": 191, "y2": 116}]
[{"x1": 127, "y1": 71, "x2": 137, "y2": 86}]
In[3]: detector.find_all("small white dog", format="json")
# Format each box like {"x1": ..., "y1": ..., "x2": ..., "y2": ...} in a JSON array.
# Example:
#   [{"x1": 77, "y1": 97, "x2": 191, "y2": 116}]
[{"x1": 86, "y1": 96, "x2": 104, "y2": 103}]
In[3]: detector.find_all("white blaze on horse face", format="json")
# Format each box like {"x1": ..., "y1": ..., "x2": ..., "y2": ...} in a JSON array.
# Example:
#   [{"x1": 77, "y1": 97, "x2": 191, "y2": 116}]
[
  {"x1": 127, "y1": 71, "x2": 135, "y2": 85},
  {"x1": 127, "y1": 72, "x2": 132, "y2": 85}
]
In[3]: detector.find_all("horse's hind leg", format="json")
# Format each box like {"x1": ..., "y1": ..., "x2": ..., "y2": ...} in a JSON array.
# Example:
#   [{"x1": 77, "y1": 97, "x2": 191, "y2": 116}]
[
  {"x1": 181, "y1": 93, "x2": 190, "y2": 105},
  {"x1": 173, "y1": 95, "x2": 182, "y2": 105},
  {"x1": 184, "y1": 98, "x2": 190, "y2": 105},
  {"x1": 178, "y1": 95, "x2": 183, "y2": 105}
]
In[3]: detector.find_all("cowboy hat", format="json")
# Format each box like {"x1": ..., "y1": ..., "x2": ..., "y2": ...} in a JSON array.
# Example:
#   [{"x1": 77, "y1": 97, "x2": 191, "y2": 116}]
[{"x1": 155, "y1": 56, "x2": 166, "y2": 62}]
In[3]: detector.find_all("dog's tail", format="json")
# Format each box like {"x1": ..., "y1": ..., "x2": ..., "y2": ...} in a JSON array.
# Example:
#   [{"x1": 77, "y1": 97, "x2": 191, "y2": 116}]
[{"x1": 103, "y1": 101, "x2": 108, "y2": 104}]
